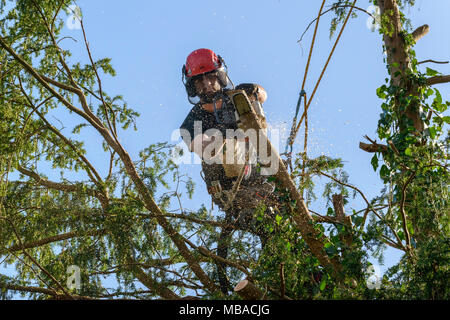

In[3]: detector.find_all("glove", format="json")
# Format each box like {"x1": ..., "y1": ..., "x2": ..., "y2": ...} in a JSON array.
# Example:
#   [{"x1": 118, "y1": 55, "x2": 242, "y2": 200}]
[{"x1": 222, "y1": 138, "x2": 247, "y2": 178}]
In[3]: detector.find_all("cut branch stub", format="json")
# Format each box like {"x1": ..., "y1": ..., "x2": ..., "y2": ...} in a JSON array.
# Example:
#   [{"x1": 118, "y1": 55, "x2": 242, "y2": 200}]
[
  {"x1": 234, "y1": 279, "x2": 264, "y2": 300},
  {"x1": 411, "y1": 24, "x2": 429, "y2": 43}
]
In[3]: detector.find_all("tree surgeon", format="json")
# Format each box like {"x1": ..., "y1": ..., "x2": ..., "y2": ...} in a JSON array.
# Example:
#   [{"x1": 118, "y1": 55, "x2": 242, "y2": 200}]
[{"x1": 179, "y1": 48, "x2": 280, "y2": 294}]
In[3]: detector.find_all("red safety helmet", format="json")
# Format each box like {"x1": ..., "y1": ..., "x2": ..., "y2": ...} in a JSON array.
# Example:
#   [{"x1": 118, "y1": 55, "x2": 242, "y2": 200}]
[{"x1": 182, "y1": 48, "x2": 229, "y2": 98}]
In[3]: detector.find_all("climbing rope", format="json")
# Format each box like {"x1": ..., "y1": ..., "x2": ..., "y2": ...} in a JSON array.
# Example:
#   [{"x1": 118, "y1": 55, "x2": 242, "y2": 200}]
[
  {"x1": 283, "y1": 0, "x2": 326, "y2": 170},
  {"x1": 292, "y1": 0, "x2": 358, "y2": 143},
  {"x1": 283, "y1": 0, "x2": 357, "y2": 170},
  {"x1": 283, "y1": 89, "x2": 307, "y2": 171}
]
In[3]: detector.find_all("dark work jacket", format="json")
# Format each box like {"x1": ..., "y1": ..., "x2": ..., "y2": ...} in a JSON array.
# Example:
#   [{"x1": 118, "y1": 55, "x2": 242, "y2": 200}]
[{"x1": 180, "y1": 91, "x2": 239, "y2": 191}]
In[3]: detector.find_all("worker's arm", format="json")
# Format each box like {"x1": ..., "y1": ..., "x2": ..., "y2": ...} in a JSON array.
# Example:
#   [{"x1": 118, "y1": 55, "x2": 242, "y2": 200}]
[
  {"x1": 255, "y1": 84, "x2": 267, "y2": 104},
  {"x1": 189, "y1": 133, "x2": 227, "y2": 161}
]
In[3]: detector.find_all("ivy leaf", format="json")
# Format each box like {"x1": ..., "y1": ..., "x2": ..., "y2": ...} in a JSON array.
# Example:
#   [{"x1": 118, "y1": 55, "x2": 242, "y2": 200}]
[
  {"x1": 327, "y1": 207, "x2": 334, "y2": 216},
  {"x1": 434, "y1": 89, "x2": 443, "y2": 104},
  {"x1": 376, "y1": 85, "x2": 387, "y2": 99},
  {"x1": 371, "y1": 154, "x2": 378, "y2": 171},
  {"x1": 380, "y1": 165, "x2": 390, "y2": 180},
  {"x1": 320, "y1": 277, "x2": 327, "y2": 291},
  {"x1": 428, "y1": 126, "x2": 437, "y2": 139},
  {"x1": 285, "y1": 242, "x2": 291, "y2": 251},
  {"x1": 325, "y1": 243, "x2": 337, "y2": 257},
  {"x1": 426, "y1": 67, "x2": 439, "y2": 77},
  {"x1": 442, "y1": 116, "x2": 450, "y2": 124},
  {"x1": 426, "y1": 88, "x2": 434, "y2": 97}
]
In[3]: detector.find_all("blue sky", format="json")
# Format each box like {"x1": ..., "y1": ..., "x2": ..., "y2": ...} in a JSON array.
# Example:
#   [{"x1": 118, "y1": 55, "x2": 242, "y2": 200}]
[{"x1": 2, "y1": 0, "x2": 449, "y2": 296}]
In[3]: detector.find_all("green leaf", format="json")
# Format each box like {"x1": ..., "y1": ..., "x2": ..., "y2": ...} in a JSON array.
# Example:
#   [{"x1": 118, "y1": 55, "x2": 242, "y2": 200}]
[
  {"x1": 371, "y1": 154, "x2": 378, "y2": 171},
  {"x1": 429, "y1": 126, "x2": 437, "y2": 139},
  {"x1": 380, "y1": 165, "x2": 390, "y2": 180},
  {"x1": 426, "y1": 67, "x2": 439, "y2": 77},
  {"x1": 325, "y1": 244, "x2": 337, "y2": 257},
  {"x1": 376, "y1": 86, "x2": 387, "y2": 99},
  {"x1": 434, "y1": 89, "x2": 443, "y2": 104},
  {"x1": 442, "y1": 116, "x2": 450, "y2": 124},
  {"x1": 405, "y1": 147, "x2": 412, "y2": 156},
  {"x1": 353, "y1": 216, "x2": 364, "y2": 227},
  {"x1": 286, "y1": 242, "x2": 291, "y2": 251},
  {"x1": 275, "y1": 214, "x2": 282, "y2": 225},
  {"x1": 320, "y1": 277, "x2": 327, "y2": 291},
  {"x1": 327, "y1": 207, "x2": 334, "y2": 216}
]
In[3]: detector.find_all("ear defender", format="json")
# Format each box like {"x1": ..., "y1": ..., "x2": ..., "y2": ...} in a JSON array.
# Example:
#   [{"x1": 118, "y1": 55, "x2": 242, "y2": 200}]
[
  {"x1": 182, "y1": 64, "x2": 197, "y2": 97},
  {"x1": 216, "y1": 55, "x2": 229, "y2": 87}
]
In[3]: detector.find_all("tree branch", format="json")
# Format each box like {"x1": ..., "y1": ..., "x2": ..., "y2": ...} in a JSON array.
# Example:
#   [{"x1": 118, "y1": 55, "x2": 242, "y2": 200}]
[
  {"x1": 359, "y1": 135, "x2": 388, "y2": 153},
  {"x1": 411, "y1": 24, "x2": 429, "y2": 43},
  {"x1": 400, "y1": 171, "x2": 416, "y2": 251},
  {"x1": 3, "y1": 217, "x2": 75, "y2": 299},
  {"x1": 16, "y1": 165, "x2": 98, "y2": 198},
  {"x1": 417, "y1": 59, "x2": 449, "y2": 65},
  {"x1": 426, "y1": 74, "x2": 450, "y2": 86},
  {"x1": 127, "y1": 258, "x2": 181, "y2": 300},
  {"x1": 7, "y1": 229, "x2": 106, "y2": 253}
]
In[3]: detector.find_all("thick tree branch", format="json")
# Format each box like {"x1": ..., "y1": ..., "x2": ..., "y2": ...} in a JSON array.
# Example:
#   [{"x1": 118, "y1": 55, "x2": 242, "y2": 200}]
[
  {"x1": 426, "y1": 74, "x2": 450, "y2": 86},
  {"x1": 127, "y1": 258, "x2": 181, "y2": 300},
  {"x1": 234, "y1": 279, "x2": 264, "y2": 300},
  {"x1": 332, "y1": 194, "x2": 353, "y2": 248},
  {"x1": 359, "y1": 135, "x2": 388, "y2": 153}
]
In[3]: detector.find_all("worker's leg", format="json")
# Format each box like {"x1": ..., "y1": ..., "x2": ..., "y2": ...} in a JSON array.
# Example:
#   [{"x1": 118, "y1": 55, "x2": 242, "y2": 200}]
[{"x1": 216, "y1": 217, "x2": 233, "y2": 294}]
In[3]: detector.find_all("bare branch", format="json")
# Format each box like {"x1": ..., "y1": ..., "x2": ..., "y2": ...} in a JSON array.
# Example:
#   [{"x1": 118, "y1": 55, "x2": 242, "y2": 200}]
[
  {"x1": 16, "y1": 74, "x2": 105, "y2": 190},
  {"x1": 298, "y1": 3, "x2": 376, "y2": 43},
  {"x1": 417, "y1": 59, "x2": 449, "y2": 65}
]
